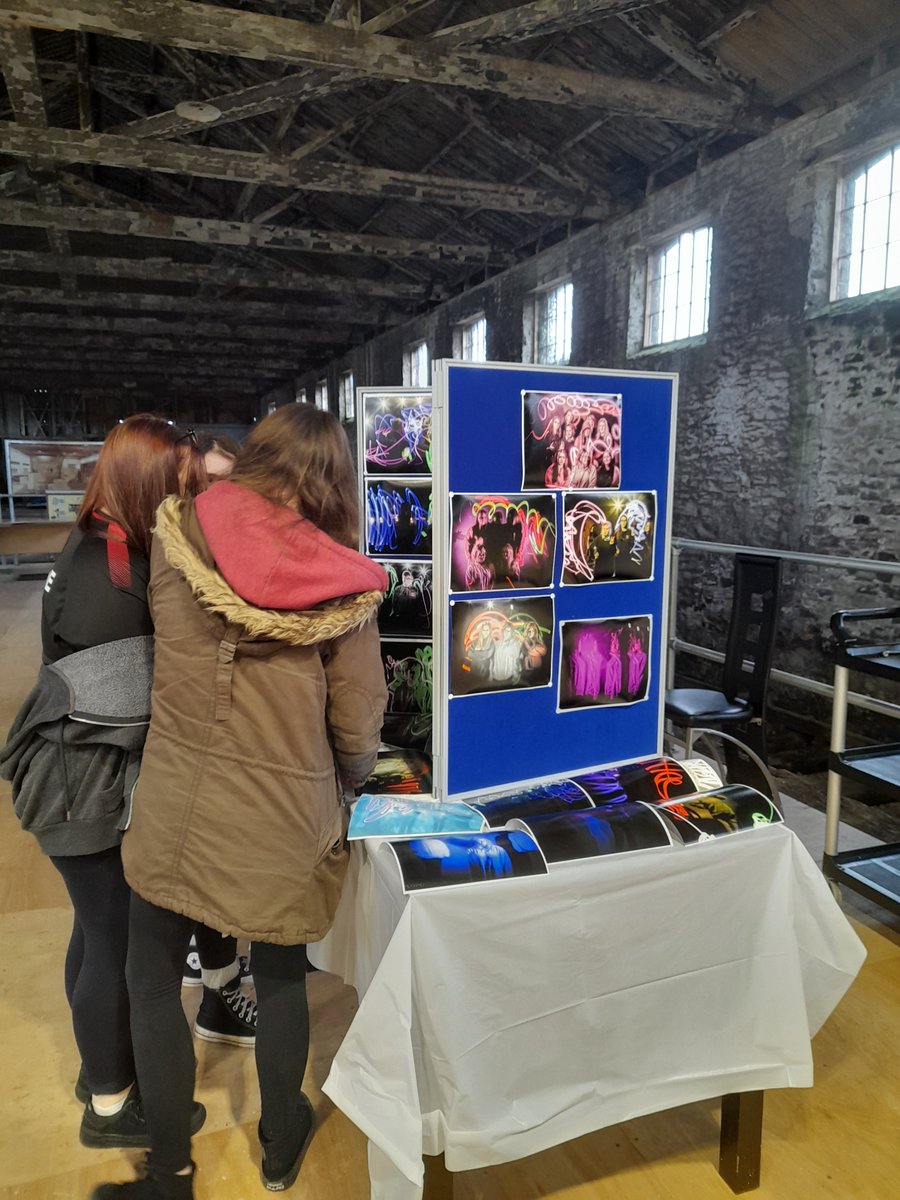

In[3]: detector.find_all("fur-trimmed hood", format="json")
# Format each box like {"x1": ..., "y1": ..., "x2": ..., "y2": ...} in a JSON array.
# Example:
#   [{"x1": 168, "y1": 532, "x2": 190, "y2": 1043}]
[{"x1": 154, "y1": 493, "x2": 385, "y2": 647}]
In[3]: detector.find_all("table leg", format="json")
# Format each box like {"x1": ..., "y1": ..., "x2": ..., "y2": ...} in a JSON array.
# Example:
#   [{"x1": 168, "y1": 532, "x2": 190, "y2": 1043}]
[
  {"x1": 423, "y1": 1153, "x2": 453, "y2": 1200},
  {"x1": 719, "y1": 1091, "x2": 764, "y2": 1193}
]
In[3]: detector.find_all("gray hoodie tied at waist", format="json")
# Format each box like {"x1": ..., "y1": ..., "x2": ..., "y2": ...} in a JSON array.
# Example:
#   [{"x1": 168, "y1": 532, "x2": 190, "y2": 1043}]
[{"x1": 0, "y1": 636, "x2": 153, "y2": 856}]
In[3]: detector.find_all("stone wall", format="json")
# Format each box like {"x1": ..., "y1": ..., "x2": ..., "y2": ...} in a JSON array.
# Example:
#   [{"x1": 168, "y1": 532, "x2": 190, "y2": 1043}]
[{"x1": 298, "y1": 72, "x2": 900, "y2": 751}]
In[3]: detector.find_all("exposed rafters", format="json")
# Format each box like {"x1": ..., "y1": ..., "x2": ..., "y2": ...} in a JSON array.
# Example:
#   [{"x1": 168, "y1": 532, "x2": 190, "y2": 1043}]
[
  {"x1": 0, "y1": 284, "x2": 404, "y2": 326},
  {"x1": 0, "y1": 1, "x2": 770, "y2": 131},
  {"x1": 0, "y1": 311, "x2": 335, "y2": 341},
  {"x1": 0, "y1": 125, "x2": 613, "y2": 218},
  {"x1": 0, "y1": 200, "x2": 500, "y2": 264},
  {"x1": 0, "y1": 25, "x2": 75, "y2": 273},
  {"x1": 430, "y1": 0, "x2": 665, "y2": 50},
  {"x1": 0, "y1": 249, "x2": 430, "y2": 300},
  {"x1": 0, "y1": 0, "x2": 878, "y2": 416}
]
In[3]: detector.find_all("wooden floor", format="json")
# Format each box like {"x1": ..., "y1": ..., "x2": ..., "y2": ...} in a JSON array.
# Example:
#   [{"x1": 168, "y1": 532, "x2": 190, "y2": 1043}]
[{"x1": 1, "y1": 574, "x2": 899, "y2": 1200}]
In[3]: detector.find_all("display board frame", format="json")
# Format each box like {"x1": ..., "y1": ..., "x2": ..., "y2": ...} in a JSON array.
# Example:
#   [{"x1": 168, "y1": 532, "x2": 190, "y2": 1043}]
[
  {"x1": 357, "y1": 385, "x2": 435, "y2": 756},
  {"x1": 431, "y1": 360, "x2": 677, "y2": 802}
]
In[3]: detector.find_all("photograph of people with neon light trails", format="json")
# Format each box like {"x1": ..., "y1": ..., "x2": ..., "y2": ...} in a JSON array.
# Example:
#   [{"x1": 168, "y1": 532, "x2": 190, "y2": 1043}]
[
  {"x1": 473, "y1": 778, "x2": 594, "y2": 827},
  {"x1": 562, "y1": 491, "x2": 656, "y2": 584},
  {"x1": 522, "y1": 390, "x2": 622, "y2": 490},
  {"x1": 450, "y1": 596, "x2": 553, "y2": 697},
  {"x1": 381, "y1": 641, "x2": 432, "y2": 718},
  {"x1": 571, "y1": 756, "x2": 719, "y2": 806},
  {"x1": 378, "y1": 559, "x2": 433, "y2": 636},
  {"x1": 363, "y1": 392, "x2": 432, "y2": 474},
  {"x1": 450, "y1": 492, "x2": 556, "y2": 592},
  {"x1": 388, "y1": 829, "x2": 548, "y2": 893},
  {"x1": 511, "y1": 802, "x2": 674, "y2": 863},
  {"x1": 653, "y1": 785, "x2": 783, "y2": 843},
  {"x1": 558, "y1": 615, "x2": 651, "y2": 710},
  {"x1": 365, "y1": 479, "x2": 432, "y2": 556}
]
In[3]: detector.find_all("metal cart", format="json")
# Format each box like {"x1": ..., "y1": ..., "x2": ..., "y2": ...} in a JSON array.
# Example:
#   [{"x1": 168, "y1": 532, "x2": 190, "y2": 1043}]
[{"x1": 824, "y1": 606, "x2": 900, "y2": 916}]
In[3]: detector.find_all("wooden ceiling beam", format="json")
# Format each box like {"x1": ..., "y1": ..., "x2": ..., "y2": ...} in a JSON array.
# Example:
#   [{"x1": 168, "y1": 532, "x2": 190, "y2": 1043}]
[
  {"x1": 0, "y1": 199, "x2": 497, "y2": 264},
  {"x1": 0, "y1": 358, "x2": 293, "y2": 379},
  {"x1": 7, "y1": 340, "x2": 303, "y2": 357},
  {"x1": 0, "y1": 311, "x2": 329, "y2": 340},
  {"x1": 8, "y1": 349, "x2": 310, "y2": 374},
  {"x1": 114, "y1": 66, "x2": 364, "y2": 140},
  {"x1": 111, "y1": 0, "x2": 595, "y2": 151},
  {"x1": 38, "y1": 61, "x2": 186, "y2": 92},
  {"x1": 619, "y1": 8, "x2": 748, "y2": 97},
  {"x1": 52, "y1": 169, "x2": 330, "y2": 286},
  {"x1": 361, "y1": 0, "x2": 442, "y2": 36},
  {"x1": 0, "y1": 26, "x2": 75, "y2": 269},
  {"x1": 0, "y1": 249, "x2": 429, "y2": 300},
  {"x1": 0, "y1": 124, "x2": 610, "y2": 218},
  {"x1": 0, "y1": 26, "x2": 47, "y2": 125},
  {"x1": 428, "y1": 89, "x2": 594, "y2": 197},
  {"x1": 0, "y1": 0, "x2": 769, "y2": 131},
  {"x1": 2, "y1": 342, "x2": 304, "y2": 366},
  {"x1": 431, "y1": 0, "x2": 664, "y2": 50},
  {"x1": 0, "y1": 284, "x2": 389, "y2": 326}
]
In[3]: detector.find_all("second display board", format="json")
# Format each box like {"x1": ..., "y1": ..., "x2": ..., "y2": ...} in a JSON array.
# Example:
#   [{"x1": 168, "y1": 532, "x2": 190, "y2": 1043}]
[{"x1": 431, "y1": 361, "x2": 677, "y2": 800}]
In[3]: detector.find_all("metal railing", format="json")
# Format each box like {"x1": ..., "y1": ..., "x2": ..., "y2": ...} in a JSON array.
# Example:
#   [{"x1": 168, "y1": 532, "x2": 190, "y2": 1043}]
[{"x1": 668, "y1": 538, "x2": 900, "y2": 721}]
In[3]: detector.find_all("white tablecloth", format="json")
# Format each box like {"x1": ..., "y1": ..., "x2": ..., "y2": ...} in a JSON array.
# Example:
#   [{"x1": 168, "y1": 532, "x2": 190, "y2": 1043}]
[{"x1": 314, "y1": 825, "x2": 865, "y2": 1200}]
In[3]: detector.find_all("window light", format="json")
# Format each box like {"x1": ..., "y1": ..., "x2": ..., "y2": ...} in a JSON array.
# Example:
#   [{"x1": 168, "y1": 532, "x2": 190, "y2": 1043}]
[
  {"x1": 645, "y1": 226, "x2": 713, "y2": 347},
  {"x1": 833, "y1": 142, "x2": 900, "y2": 300}
]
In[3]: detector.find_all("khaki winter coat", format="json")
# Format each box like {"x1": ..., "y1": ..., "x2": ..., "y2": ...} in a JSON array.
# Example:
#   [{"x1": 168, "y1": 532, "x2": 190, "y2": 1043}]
[{"x1": 122, "y1": 495, "x2": 387, "y2": 945}]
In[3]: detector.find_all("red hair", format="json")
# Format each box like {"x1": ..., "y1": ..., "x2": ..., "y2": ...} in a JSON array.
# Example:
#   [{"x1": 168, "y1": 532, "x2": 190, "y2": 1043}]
[{"x1": 77, "y1": 415, "x2": 206, "y2": 558}]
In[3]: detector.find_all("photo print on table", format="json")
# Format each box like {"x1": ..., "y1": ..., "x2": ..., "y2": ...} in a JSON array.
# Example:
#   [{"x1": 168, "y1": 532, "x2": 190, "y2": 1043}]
[
  {"x1": 561, "y1": 492, "x2": 656, "y2": 585},
  {"x1": 378, "y1": 560, "x2": 433, "y2": 637},
  {"x1": 511, "y1": 802, "x2": 674, "y2": 863},
  {"x1": 450, "y1": 493, "x2": 556, "y2": 593},
  {"x1": 388, "y1": 829, "x2": 548, "y2": 893},
  {"x1": 572, "y1": 755, "x2": 719, "y2": 806},
  {"x1": 450, "y1": 595, "x2": 554, "y2": 697},
  {"x1": 522, "y1": 391, "x2": 622, "y2": 490},
  {"x1": 366, "y1": 479, "x2": 432, "y2": 557},
  {"x1": 381, "y1": 640, "x2": 433, "y2": 718},
  {"x1": 558, "y1": 615, "x2": 651, "y2": 710},
  {"x1": 473, "y1": 778, "x2": 594, "y2": 827},
  {"x1": 652, "y1": 785, "x2": 783, "y2": 844},
  {"x1": 363, "y1": 392, "x2": 432, "y2": 474},
  {"x1": 349, "y1": 795, "x2": 484, "y2": 840}
]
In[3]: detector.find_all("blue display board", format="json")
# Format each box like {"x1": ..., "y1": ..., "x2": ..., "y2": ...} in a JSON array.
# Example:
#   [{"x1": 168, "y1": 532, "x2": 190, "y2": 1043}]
[{"x1": 432, "y1": 361, "x2": 677, "y2": 800}]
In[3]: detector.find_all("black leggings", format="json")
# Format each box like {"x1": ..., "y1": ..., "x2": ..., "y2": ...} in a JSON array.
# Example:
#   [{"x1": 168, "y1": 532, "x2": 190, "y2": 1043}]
[
  {"x1": 127, "y1": 893, "x2": 309, "y2": 1175},
  {"x1": 51, "y1": 846, "x2": 135, "y2": 1095}
]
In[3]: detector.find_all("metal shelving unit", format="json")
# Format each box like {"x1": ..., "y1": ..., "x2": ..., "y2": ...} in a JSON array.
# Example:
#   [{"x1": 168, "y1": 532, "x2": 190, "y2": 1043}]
[{"x1": 824, "y1": 606, "x2": 900, "y2": 916}]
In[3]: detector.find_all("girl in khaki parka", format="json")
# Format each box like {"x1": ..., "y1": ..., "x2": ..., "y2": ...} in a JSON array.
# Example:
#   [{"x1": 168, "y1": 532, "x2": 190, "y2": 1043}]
[{"x1": 93, "y1": 405, "x2": 388, "y2": 1200}]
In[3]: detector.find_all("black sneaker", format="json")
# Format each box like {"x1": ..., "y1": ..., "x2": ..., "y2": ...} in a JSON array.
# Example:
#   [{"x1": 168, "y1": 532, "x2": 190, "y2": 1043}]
[
  {"x1": 260, "y1": 1094, "x2": 315, "y2": 1192},
  {"x1": 183, "y1": 953, "x2": 252, "y2": 988},
  {"x1": 80, "y1": 1087, "x2": 207, "y2": 1149},
  {"x1": 194, "y1": 982, "x2": 257, "y2": 1046},
  {"x1": 91, "y1": 1155, "x2": 195, "y2": 1199}
]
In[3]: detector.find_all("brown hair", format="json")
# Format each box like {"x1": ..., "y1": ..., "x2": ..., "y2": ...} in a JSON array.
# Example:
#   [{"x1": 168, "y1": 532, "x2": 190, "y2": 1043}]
[
  {"x1": 77, "y1": 414, "x2": 206, "y2": 558},
  {"x1": 229, "y1": 404, "x2": 359, "y2": 548},
  {"x1": 196, "y1": 432, "x2": 242, "y2": 457}
]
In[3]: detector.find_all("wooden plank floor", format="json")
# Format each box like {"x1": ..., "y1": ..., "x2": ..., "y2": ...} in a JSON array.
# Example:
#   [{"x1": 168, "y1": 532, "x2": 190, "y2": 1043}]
[{"x1": 1, "y1": 575, "x2": 899, "y2": 1200}]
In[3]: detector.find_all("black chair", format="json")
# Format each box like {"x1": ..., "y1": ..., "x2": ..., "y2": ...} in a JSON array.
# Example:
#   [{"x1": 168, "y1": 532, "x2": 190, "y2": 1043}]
[{"x1": 665, "y1": 553, "x2": 782, "y2": 762}]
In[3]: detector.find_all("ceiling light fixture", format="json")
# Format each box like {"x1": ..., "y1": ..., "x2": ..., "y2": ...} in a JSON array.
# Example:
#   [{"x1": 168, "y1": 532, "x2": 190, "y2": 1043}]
[{"x1": 174, "y1": 100, "x2": 223, "y2": 124}]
